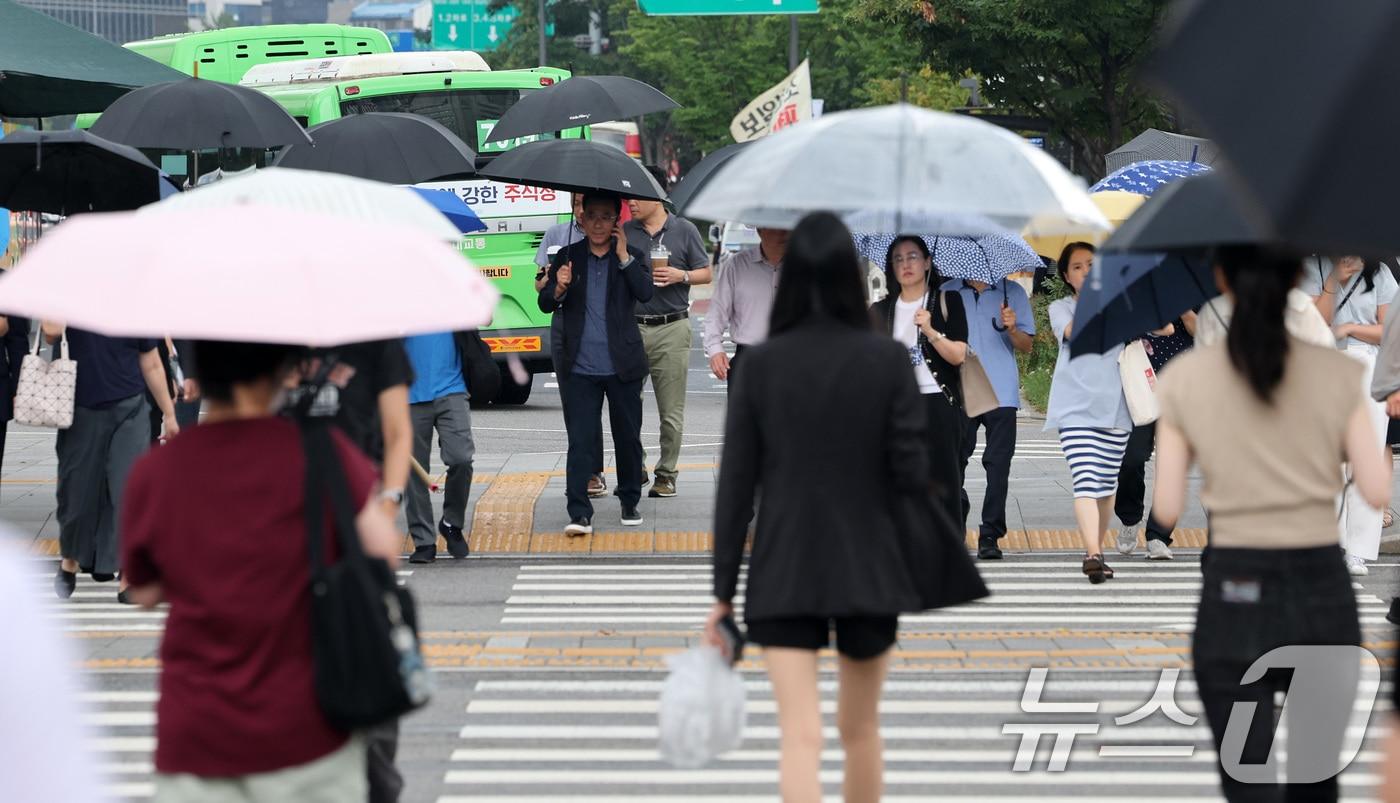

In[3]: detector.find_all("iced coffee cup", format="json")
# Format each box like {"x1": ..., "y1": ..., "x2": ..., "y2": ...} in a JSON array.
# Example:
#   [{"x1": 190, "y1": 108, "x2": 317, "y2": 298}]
[{"x1": 651, "y1": 244, "x2": 671, "y2": 286}]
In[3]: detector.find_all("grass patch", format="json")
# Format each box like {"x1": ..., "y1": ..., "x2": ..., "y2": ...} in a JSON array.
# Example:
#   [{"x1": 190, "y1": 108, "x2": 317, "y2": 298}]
[{"x1": 1017, "y1": 275, "x2": 1069, "y2": 413}]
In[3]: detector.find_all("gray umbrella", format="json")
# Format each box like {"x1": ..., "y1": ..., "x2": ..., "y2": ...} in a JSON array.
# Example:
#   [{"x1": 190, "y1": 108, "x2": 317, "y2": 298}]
[{"x1": 1105, "y1": 128, "x2": 1221, "y2": 174}]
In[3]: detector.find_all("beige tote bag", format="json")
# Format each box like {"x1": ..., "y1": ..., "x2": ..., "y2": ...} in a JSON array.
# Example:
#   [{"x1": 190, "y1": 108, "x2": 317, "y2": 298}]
[
  {"x1": 1118, "y1": 339, "x2": 1159, "y2": 426},
  {"x1": 940, "y1": 292, "x2": 999, "y2": 418},
  {"x1": 13, "y1": 331, "x2": 76, "y2": 429}
]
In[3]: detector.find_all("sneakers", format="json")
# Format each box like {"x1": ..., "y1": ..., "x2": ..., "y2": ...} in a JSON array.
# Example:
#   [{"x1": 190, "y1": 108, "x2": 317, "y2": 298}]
[
  {"x1": 649, "y1": 476, "x2": 677, "y2": 498},
  {"x1": 1115, "y1": 526, "x2": 1138, "y2": 555},
  {"x1": 587, "y1": 474, "x2": 608, "y2": 498},
  {"x1": 1346, "y1": 553, "x2": 1369, "y2": 577},
  {"x1": 409, "y1": 545, "x2": 437, "y2": 564},
  {"x1": 565, "y1": 517, "x2": 593, "y2": 537},
  {"x1": 1145, "y1": 540, "x2": 1174, "y2": 561},
  {"x1": 621, "y1": 505, "x2": 643, "y2": 526},
  {"x1": 439, "y1": 521, "x2": 470, "y2": 559},
  {"x1": 977, "y1": 535, "x2": 1003, "y2": 560}
]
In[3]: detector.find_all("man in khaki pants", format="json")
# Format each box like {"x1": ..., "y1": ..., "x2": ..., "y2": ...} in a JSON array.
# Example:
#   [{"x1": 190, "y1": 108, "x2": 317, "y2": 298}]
[{"x1": 624, "y1": 166, "x2": 711, "y2": 498}]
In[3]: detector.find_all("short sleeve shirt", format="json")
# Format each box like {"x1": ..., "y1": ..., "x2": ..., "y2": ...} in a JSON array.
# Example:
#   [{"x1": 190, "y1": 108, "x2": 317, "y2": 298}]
[
  {"x1": 1044, "y1": 296, "x2": 1131, "y2": 431},
  {"x1": 1298, "y1": 257, "x2": 1399, "y2": 349},
  {"x1": 625, "y1": 214, "x2": 710, "y2": 316},
  {"x1": 941, "y1": 280, "x2": 1035, "y2": 409},
  {"x1": 320, "y1": 340, "x2": 414, "y2": 462},
  {"x1": 535, "y1": 220, "x2": 585, "y2": 269},
  {"x1": 64, "y1": 329, "x2": 157, "y2": 409},
  {"x1": 120, "y1": 418, "x2": 378, "y2": 776}
]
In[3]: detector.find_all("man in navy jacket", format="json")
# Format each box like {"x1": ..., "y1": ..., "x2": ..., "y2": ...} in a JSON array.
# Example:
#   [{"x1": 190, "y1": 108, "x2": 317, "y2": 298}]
[{"x1": 539, "y1": 193, "x2": 654, "y2": 534}]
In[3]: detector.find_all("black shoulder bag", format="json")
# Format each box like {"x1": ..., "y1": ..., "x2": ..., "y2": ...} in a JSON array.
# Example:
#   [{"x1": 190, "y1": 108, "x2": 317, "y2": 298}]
[
  {"x1": 458, "y1": 330, "x2": 501, "y2": 404},
  {"x1": 300, "y1": 418, "x2": 431, "y2": 730}
]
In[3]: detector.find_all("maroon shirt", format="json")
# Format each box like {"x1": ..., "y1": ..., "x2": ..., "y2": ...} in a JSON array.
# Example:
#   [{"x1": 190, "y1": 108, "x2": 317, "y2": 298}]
[{"x1": 121, "y1": 417, "x2": 378, "y2": 777}]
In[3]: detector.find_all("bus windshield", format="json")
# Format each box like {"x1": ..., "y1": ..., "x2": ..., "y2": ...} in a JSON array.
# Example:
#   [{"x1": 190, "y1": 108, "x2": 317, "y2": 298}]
[{"x1": 339, "y1": 88, "x2": 551, "y2": 154}]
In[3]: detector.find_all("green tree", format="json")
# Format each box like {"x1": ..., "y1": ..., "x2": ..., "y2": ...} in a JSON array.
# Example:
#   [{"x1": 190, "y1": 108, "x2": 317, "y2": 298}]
[{"x1": 862, "y1": 0, "x2": 1172, "y2": 179}]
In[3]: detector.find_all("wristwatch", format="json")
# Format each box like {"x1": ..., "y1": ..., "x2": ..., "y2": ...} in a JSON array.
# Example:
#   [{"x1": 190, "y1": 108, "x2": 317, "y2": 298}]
[
  {"x1": 931, "y1": 330, "x2": 946, "y2": 342},
  {"x1": 682, "y1": 271, "x2": 689, "y2": 284},
  {"x1": 379, "y1": 488, "x2": 405, "y2": 506}
]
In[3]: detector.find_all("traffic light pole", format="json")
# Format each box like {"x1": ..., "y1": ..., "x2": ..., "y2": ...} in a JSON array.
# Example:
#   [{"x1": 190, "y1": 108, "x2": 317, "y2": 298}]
[{"x1": 538, "y1": 0, "x2": 548, "y2": 66}]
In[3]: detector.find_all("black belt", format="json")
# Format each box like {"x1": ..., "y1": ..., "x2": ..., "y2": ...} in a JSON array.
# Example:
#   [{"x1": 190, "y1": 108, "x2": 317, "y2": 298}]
[{"x1": 636, "y1": 311, "x2": 689, "y2": 326}]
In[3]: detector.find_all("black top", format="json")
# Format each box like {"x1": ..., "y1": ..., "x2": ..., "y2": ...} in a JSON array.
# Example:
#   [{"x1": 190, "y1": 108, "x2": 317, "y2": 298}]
[
  {"x1": 323, "y1": 340, "x2": 413, "y2": 463},
  {"x1": 538, "y1": 240, "x2": 654, "y2": 383},
  {"x1": 0, "y1": 312, "x2": 29, "y2": 422},
  {"x1": 713, "y1": 319, "x2": 931, "y2": 619},
  {"x1": 869, "y1": 289, "x2": 969, "y2": 407},
  {"x1": 1139, "y1": 317, "x2": 1194, "y2": 373},
  {"x1": 64, "y1": 329, "x2": 158, "y2": 410}
]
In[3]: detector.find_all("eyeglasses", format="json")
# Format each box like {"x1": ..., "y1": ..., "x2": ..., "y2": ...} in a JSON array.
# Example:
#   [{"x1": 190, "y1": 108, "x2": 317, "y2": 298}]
[{"x1": 583, "y1": 213, "x2": 619, "y2": 224}]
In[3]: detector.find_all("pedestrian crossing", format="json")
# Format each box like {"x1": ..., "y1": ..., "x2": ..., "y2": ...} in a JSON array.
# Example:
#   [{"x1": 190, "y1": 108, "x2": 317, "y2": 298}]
[
  {"x1": 24, "y1": 562, "x2": 414, "y2": 801},
  {"x1": 440, "y1": 671, "x2": 1389, "y2": 801},
  {"x1": 496, "y1": 561, "x2": 1395, "y2": 629}
]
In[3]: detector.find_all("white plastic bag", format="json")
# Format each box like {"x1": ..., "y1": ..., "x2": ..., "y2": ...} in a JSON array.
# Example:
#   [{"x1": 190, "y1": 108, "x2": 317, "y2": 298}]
[
  {"x1": 1118, "y1": 339, "x2": 1160, "y2": 425},
  {"x1": 658, "y1": 646, "x2": 746, "y2": 768}
]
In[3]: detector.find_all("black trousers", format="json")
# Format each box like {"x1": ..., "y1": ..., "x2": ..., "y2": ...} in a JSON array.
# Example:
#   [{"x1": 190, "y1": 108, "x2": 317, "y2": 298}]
[
  {"x1": 1193, "y1": 545, "x2": 1359, "y2": 802},
  {"x1": 959, "y1": 406, "x2": 1016, "y2": 540},
  {"x1": 557, "y1": 380, "x2": 605, "y2": 476},
  {"x1": 366, "y1": 719, "x2": 402, "y2": 803},
  {"x1": 923, "y1": 393, "x2": 965, "y2": 530},
  {"x1": 0, "y1": 420, "x2": 7, "y2": 479},
  {"x1": 1114, "y1": 421, "x2": 1175, "y2": 544},
  {"x1": 726, "y1": 343, "x2": 748, "y2": 395},
  {"x1": 562, "y1": 372, "x2": 644, "y2": 520}
]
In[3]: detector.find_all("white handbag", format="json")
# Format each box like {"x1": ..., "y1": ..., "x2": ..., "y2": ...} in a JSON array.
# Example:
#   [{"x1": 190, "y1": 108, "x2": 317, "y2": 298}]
[
  {"x1": 13, "y1": 331, "x2": 77, "y2": 429},
  {"x1": 1118, "y1": 340, "x2": 1159, "y2": 426}
]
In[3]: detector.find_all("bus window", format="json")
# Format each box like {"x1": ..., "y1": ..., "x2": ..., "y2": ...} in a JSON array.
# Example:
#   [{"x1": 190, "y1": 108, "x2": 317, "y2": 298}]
[{"x1": 338, "y1": 88, "x2": 547, "y2": 153}]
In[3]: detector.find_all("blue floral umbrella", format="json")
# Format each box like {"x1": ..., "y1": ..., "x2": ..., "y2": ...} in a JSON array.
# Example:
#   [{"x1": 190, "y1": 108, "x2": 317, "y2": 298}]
[
  {"x1": 1089, "y1": 159, "x2": 1211, "y2": 196},
  {"x1": 853, "y1": 228, "x2": 1043, "y2": 284}
]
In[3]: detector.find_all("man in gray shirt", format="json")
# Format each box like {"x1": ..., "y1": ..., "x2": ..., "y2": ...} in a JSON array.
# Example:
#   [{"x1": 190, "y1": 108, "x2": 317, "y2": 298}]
[
  {"x1": 702, "y1": 227, "x2": 789, "y2": 391},
  {"x1": 623, "y1": 166, "x2": 711, "y2": 498}
]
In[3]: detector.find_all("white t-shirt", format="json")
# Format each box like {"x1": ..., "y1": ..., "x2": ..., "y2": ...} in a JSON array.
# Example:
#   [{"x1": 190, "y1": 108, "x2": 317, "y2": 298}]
[{"x1": 894, "y1": 295, "x2": 941, "y2": 394}]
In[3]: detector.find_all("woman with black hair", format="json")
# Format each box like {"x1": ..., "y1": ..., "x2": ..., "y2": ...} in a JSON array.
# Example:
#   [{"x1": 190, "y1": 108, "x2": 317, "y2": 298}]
[
  {"x1": 869, "y1": 235, "x2": 969, "y2": 526},
  {"x1": 1154, "y1": 246, "x2": 1390, "y2": 803},
  {"x1": 1045, "y1": 242, "x2": 1134, "y2": 583},
  {"x1": 706, "y1": 212, "x2": 966, "y2": 803},
  {"x1": 1301, "y1": 255, "x2": 1397, "y2": 576}
]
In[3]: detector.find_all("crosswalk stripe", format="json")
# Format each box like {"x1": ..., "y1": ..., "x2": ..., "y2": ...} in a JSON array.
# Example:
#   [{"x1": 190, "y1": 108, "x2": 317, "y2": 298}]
[
  {"x1": 446, "y1": 747, "x2": 1383, "y2": 765},
  {"x1": 442, "y1": 769, "x2": 1380, "y2": 786}
]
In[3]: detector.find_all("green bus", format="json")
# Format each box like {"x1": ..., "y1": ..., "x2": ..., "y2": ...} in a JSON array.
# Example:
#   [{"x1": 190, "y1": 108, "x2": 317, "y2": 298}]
[
  {"x1": 244, "y1": 51, "x2": 582, "y2": 404},
  {"x1": 124, "y1": 24, "x2": 392, "y2": 84}
]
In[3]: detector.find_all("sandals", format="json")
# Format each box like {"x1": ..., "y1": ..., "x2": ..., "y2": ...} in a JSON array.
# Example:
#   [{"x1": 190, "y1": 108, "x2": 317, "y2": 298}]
[{"x1": 1083, "y1": 554, "x2": 1111, "y2": 584}]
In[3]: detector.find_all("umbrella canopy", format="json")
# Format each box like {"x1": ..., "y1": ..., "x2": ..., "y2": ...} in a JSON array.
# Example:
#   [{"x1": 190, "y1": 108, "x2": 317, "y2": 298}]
[
  {"x1": 1024, "y1": 191, "x2": 1147, "y2": 259},
  {"x1": 853, "y1": 228, "x2": 1042, "y2": 284},
  {"x1": 0, "y1": 129, "x2": 177, "y2": 215},
  {"x1": 1089, "y1": 160, "x2": 1211, "y2": 196},
  {"x1": 1068, "y1": 251, "x2": 1217, "y2": 357},
  {"x1": 90, "y1": 78, "x2": 311, "y2": 150},
  {"x1": 0, "y1": 206, "x2": 497, "y2": 345},
  {"x1": 1106, "y1": 128, "x2": 1221, "y2": 174},
  {"x1": 409, "y1": 186, "x2": 487, "y2": 234},
  {"x1": 1148, "y1": 0, "x2": 1400, "y2": 253},
  {"x1": 275, "y1": 113, "x2": 477, "y2": 184},
  {"x1": 0, "y1": 0, "x2": 187, "y2": 118},
  {"x1": 669, "y1": 142, "x2": 750, "y2": 213},
  {"x1": 483, "y1": 76, "x2": 679, "y2": 145},
  {"x1": 682, "y1": 104, "x2": 1107, "y2": 236},
  {"x1": 1103, "y1": 171, "x2": 1275, "y2": 254},
  {"x1": 480, "y1": 139, "x2": 667, "y2": 201},
  {"x1": 140, "y1": 167, "x2": 464, "y2": 243}
]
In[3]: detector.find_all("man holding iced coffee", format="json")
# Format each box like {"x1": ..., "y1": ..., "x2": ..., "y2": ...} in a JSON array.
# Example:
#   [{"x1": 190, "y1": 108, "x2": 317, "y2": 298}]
[{"x1": 624, "y1": 167, "x2": 711, "y2": 499}]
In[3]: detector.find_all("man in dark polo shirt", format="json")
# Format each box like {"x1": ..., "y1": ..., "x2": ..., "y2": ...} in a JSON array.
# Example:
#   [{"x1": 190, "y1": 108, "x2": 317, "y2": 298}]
[{"x1": 624, "y1": 167, "x2": 711, "y2": 498}]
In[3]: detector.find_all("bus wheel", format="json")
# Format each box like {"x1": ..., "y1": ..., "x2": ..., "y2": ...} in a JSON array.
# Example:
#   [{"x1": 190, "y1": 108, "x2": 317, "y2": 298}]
[{"x1": 494, "y1": 368, "x2": 533, "y2": 405}]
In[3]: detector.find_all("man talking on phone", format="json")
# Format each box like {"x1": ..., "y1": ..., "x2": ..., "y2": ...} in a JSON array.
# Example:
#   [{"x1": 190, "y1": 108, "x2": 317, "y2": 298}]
[{"x1": 540, "y1": 193, "x2": 654, "y2": 536}]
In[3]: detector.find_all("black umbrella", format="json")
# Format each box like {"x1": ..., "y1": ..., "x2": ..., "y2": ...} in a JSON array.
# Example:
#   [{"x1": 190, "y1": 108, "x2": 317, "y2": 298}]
[
  {"x1": 483, "y1": 76, "x2": 679, "y2": 145},
  {"x1": 1067, "y1": 251, "x2": 1216, "y2": 357},
  {"x1": 1102, "y1": 171, "x2": 1275, "y2": 253},
  {"x1": 0, "y1": 0, "x2": 186, "y2": 118},
  {"x1": 480, "y1": 139, "x2": 667, "y2": 201},
  {"x1": 90, "y1": 78, "x2": 311, "y2": 150},
  {"x1": 669, "y1": 142, "x2": 750, "y2": 212},
  {"x1": 1148, "y1": 0, "x2": 1400, "y2": 254},
  {"x1": 0, "y1": 129, "x2": 177, "y2": 216},
  {"x1": 274, "y1": 112, "x2": 476, "y2": 184}
]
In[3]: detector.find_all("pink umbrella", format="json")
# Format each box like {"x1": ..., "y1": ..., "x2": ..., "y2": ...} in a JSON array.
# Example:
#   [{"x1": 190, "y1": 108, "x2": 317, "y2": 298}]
[{"x1": 0, "y1": 205, "x2": 498, "y2": 345}]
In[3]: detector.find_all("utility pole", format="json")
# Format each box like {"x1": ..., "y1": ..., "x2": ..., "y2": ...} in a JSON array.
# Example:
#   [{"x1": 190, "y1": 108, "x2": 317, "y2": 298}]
[
  {"x1": 788, "y1": 16, "x2": 798, "y2": 71},
  {"x1": 537, "y1": 0, "x2": 547, "y2": 66}
]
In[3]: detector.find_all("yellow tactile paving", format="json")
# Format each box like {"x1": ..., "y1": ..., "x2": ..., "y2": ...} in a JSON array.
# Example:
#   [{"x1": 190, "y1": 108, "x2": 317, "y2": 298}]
[
  {"x1": 530, "y1": 532, "x2": 593, "y2": 553},
  {"x1": 591, "y1": 531, "x2": 655, "y2": 552},
  {"x1": 654, "y1": 531, "x2": 713, "y2": 552},
  {"x1": 468, "y1": 469, "x2": 551, "y2": 552}
]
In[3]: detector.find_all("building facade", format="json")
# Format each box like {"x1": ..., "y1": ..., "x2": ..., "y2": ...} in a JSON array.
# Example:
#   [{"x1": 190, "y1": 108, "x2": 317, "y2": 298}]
[{"x1": 17, "y1": 0, "x2": 186, "y2": 43}]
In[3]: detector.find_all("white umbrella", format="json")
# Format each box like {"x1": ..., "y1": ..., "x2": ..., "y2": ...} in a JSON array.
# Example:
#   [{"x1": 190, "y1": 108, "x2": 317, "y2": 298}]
[
  {"x1": 683, "y1": 103, "x2": 1109, "y2": 237},
  {"x1": 0, "y1": 205, "x2": 497, "y2": 346},
  {"x1": 141, "y1": 167, "x2": 464, "y2": 243}
]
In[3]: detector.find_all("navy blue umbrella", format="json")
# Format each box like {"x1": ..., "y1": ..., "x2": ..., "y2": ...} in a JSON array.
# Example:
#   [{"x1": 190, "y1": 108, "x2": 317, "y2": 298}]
[
  {"x1": 410, "y1": 186, "x2": 487, "y2": 234},
  {"x1": 1067, "y1": 251, "x2": 1217, "y2": 357},
  {"x1": 1089, "y1": 160, "x2": 1210, "y2": 196}
]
